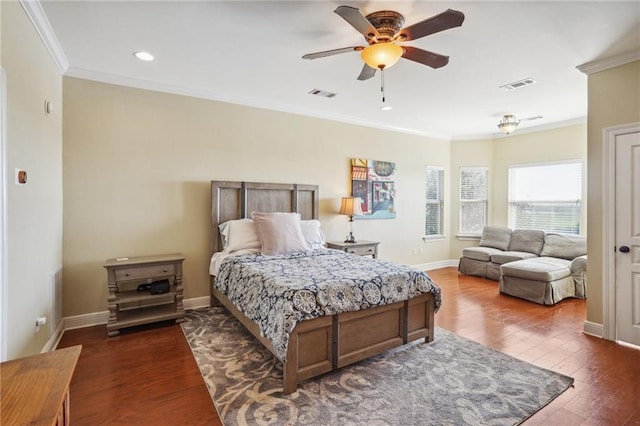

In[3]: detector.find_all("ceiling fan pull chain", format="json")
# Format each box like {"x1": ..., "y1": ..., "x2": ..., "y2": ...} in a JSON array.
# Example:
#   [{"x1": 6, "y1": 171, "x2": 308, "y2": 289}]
[{"x1": 381, "y1": 68, "x2": 385, "y2": 102}]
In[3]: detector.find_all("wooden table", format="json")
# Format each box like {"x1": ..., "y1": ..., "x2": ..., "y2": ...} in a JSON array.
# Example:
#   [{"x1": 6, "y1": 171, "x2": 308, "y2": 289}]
[{"x1": 1, "y1": 345, "x2": 82, "y2": 425}]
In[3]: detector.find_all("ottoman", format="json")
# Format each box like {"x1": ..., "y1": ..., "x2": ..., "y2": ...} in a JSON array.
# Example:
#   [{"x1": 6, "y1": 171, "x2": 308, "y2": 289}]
[{"x1": 499, "y1": 257, "x2": 576, "y2": 305}]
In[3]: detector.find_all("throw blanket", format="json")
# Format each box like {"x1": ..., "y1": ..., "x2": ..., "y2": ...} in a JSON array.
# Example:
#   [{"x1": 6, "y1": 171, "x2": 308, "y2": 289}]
[{"x1": 215, "y1": 249, "x2": 442, "y2": 361}]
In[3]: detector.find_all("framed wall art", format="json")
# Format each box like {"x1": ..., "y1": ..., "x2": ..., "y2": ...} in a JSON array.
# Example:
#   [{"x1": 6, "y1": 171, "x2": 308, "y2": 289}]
[{"x1": 351, "y1": 158, "x2": 396, "y2": 219}]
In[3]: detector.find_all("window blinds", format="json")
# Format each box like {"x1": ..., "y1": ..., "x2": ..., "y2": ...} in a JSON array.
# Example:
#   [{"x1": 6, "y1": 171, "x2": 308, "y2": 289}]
[
  {"x1": 460, "y1": 168, "x2": 488, "y2": 234},
  {"x1": 425, "y1": 166, "x2": 445, "y2": 236},
  {"x1": 508, "y1": 162, "x2": 582, "y2": 234}
]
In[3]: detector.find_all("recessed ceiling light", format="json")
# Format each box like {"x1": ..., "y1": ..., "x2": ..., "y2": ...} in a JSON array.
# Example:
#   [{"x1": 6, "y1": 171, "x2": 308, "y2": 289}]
[
  {"x1": 380, "y1": 105, "x2": 393, "y2": 111},
  {"x1": 134, "y1": 51, "x2": 154, "y2": 62}
]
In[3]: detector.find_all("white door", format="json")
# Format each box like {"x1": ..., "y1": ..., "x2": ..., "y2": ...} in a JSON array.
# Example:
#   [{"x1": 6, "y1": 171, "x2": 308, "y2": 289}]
[{"x1": 615, "y1": 131, "x2": 640, "y2": 346}]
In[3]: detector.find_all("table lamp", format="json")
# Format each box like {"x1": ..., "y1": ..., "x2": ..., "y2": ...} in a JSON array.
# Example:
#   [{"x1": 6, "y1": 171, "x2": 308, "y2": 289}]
[{"x1": 338, "y1": 196, "x2": 364, "y2": 243}]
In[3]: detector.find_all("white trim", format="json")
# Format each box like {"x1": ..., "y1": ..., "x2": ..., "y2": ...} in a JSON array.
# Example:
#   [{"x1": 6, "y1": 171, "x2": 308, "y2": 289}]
[
  {"x1": 456, "y1": 234, "x2": 481, "y2": 241},
  {"x1": 63, "y1": 310, "x2": 109, "y2": 331},
  {"x1": 617, "y1": 340, "x2": 640, "y2": 351},
  {"x1": 41, "y1": 319, "x2": 64, "y2": 353},
  {"x1": 183, "y1": 296, "x2": 210, "y2": 311},
  {"x1": 18, "y1": 0, "x2": 69, "y2": 74},
  {"x1": 582, "y1": 321, "x2": 604, "y2": 338},
  {"x1": 577, "y1": 50, "x2": 640, "y2": 75},
  {"x1": 453, "y1": 117, "x2": 587, "y2": 141},
  {"x1": 602, "y1": 122, "x2": 640, "y2": 341},
  {"x1": 412, "y1": 259, "x2": 458, "y2": 271},
  {"x1": 57, "y1": 295, "x2": 213, "y2": 336},
  {"x1": 0, "y1": 68, "x2": 7, "y2": 361}
]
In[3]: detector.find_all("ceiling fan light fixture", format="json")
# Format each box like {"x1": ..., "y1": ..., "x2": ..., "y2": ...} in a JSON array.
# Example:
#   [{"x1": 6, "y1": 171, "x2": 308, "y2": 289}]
[
  {"x1": 497, "y1": 114, "x2": 520, "y2": 135},
  {"x1": 361, "y1": 43, "x2": 403, "y2": 70}
]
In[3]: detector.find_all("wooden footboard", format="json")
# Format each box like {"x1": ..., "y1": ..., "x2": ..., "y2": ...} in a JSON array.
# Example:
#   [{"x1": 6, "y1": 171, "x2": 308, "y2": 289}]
[{"x1": 211, "y1": 281, "x2": 435, "y2": 394}]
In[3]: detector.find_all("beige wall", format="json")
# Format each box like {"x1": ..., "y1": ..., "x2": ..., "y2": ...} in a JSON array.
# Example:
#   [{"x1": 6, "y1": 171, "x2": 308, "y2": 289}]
[
  {"x1": 2, "y1": 2, "x2": 63, "y2": 359},
  {"x1": 586, "y1": 60, "x2": 640, "y2": 325},
  {"x1": 62, "y1": 77, "x2": 451, "y2": 317}
]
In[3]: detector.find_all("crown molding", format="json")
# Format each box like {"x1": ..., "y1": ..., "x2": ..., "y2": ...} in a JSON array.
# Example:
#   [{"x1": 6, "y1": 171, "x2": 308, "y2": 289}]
[
  {"x1": 19, "y1": 0, "x2": 69, "y2": 74},
  {"x1": 577, "y1": 50, "x2": 640, "y2": 75}
]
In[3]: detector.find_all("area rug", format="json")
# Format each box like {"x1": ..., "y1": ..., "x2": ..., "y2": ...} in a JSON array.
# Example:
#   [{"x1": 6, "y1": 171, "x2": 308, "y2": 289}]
[{"x1": 182, "y1": 307, "x2": 573, "y2": 426}]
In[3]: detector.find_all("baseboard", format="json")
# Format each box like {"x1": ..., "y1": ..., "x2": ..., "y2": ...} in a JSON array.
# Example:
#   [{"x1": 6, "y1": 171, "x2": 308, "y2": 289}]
[
  {"x1": 64, "y1": 310, "x2": 109, "y2": 330},
  {"x1": 583, "y1": 320, "x2": 604, "y2": 338},
  {"x1": 184, "y1": 296, "x2": 210, "y2": 310},
  {"x1": 413, "y1": 259, "x2": 458, "y2": 271},
  {"x1": 59, "y1": 295, "x2": 212, "y2": 334},
  {"x1": 41, "y1": 319, "x2": 65, "y2": 354}
]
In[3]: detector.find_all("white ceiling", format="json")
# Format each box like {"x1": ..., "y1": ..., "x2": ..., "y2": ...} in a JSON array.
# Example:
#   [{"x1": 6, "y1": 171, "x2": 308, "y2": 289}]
[{"x1": 37, "y1": 1, "x2": 640, "y2": 139}]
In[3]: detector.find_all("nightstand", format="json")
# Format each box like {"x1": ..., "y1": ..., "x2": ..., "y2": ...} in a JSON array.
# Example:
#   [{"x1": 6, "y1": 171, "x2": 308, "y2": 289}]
[
  {"x1": 103, "y1": 253, "x2": 185, "y2": 336},
  {"x1": 326, "y1": 240, "x2": 380, "y2": 258}
]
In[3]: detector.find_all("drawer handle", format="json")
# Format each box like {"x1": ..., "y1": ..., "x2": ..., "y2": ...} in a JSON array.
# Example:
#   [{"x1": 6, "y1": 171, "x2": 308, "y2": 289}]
[
  {"x1": 163, "y1": 268, "x2": 168, "y2": 272},
  {"x1": 125, "y1": 273, "x2": 130, "y2": 277},
  {"x1": 367, "y1": 249, "x2": 373, "y2": 252}
]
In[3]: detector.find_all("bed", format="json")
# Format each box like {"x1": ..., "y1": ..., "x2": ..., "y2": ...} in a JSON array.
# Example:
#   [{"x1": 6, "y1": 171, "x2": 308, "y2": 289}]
[{"x1": 209, "y1": 180, "x2": 441, "y2": 394}]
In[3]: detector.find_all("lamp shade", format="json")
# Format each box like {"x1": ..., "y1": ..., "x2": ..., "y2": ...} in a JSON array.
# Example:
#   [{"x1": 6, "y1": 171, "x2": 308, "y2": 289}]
[
  {"x1": 361, "y1": 43, "x2": 403, "y2": 70},
  {"x1": 339, "y1": 197, "x2": 364, "y2": 216}
]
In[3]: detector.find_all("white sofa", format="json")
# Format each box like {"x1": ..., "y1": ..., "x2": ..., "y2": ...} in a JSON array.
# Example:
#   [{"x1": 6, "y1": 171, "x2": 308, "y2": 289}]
[{"x1": 458, "y1": 226, "x2": 587, "y2": 305}]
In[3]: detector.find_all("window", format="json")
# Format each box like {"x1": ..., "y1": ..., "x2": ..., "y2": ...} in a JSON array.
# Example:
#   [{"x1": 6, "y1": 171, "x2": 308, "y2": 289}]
[
  {"x1": 425, "y1": 166, "x2": 445, "y2": 237},
  {"x1": 508, "y1": 161, "x2": 582, "y2": 234},
  {"x1": 459, "y1": 167, "x2": 488, "y2": 235}
]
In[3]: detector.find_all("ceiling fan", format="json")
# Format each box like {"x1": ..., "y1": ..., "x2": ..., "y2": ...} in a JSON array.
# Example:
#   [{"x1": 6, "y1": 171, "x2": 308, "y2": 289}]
[{"x1": 302, "y1": 6, "x2": 465, "y2": 81}]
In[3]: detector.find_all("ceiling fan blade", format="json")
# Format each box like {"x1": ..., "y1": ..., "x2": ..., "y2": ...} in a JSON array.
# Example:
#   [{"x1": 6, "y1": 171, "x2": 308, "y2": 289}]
[
  {"x1": 334, "y1": 6, "x2": 379, "y2": 40},
  {"x1": 402, "y1": 46, "x2": 449, "y2": 69},
  {"x1": 357, "y1": 64, "x2": 376, "y2": 81},
  {"x1": 398, "y1": 9, "x2": 464, "y2": 41},
  {"x1": 302, "y1": 46, "x2": 363, "y2": 60}
]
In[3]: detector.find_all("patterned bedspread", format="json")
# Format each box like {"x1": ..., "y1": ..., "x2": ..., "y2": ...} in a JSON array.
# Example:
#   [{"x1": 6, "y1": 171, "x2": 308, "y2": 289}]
[{"x1": 214, "y1": 249, "x2": 442, "y2": 361}]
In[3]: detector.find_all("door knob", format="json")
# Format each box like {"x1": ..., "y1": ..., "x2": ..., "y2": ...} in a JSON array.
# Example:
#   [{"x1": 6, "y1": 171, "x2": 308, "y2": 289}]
[{"x1": 619, "y1": 246, "x2": 630, "y2": 253}]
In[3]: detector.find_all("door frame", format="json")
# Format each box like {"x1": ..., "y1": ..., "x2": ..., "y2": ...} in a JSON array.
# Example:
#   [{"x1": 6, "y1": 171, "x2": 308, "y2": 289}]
[
  {"x1": 0, "y1": 67, "x2": 7, "y2": 361},
  {"x1": 602, "y1": 122, "x2": 640, "y2": 341}
]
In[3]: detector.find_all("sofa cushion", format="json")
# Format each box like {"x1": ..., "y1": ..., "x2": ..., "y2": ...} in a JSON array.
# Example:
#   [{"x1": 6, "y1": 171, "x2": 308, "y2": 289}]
[
  {"x1": 540, "y1": 233, "x2": 586, "y2": 260},
  {"x1": 479, "y1": 226, "x2": 512, "y2": 251},
  {"x1": 509, "y1": 229, "x2": 545, "y2": 255},
  {"x1": 500, "y1": 257, "x2": 571, "y2": 282},
  {"x1": 462, "y1": 246, "x2": 504, "y2": 262},
  {"x1": 491, "y1": 251, "x2": 538, "y2": 265}
]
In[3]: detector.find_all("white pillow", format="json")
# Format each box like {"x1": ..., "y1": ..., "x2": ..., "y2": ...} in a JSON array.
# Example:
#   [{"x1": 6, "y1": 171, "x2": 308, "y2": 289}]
[
  {"x1": 218, "y1": 219, "x2": 261, "y2": 252},
  {"x1": 300, "y1": 219, "x2": 326, "y2": 249},
  {"x1": 251, "y1": 212, "x2": 310, "y2": 255}
]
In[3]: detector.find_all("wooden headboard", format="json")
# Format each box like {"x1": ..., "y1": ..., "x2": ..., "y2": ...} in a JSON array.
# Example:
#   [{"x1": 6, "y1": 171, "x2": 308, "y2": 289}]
[{"x1": 210, "y1": 181, "x2": 319, "y2": 255}]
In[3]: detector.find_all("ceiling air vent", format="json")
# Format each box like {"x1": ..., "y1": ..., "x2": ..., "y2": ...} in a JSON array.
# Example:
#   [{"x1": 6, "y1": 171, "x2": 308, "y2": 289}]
[
  {"x1": 309, "y1": 89, "x2": 337, "y2": 98},
  {"x1": 499, "y1": 78, "x2": 537, "y2": 91}
]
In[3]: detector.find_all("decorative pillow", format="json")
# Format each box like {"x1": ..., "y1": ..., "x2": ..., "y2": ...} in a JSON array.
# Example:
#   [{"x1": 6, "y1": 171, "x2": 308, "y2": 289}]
[
  {"x1": 509, "y1": 229, "x2": 545, "y2": 255},
  {"x1": 540, "y1": 233, "x2": 587, "y2": 260},
  {"x1": 479, "y1": 226, "x2": 512, "y2": 251},
  {"x1": 218, "y1": 219, "x2": 261, "y2": 252},
  {"x1": 251, "y1": 212, "x2": 310, "y2": 255},
  {"x1": 300, "y1": 219, "x2": 326, "y2": 249}
]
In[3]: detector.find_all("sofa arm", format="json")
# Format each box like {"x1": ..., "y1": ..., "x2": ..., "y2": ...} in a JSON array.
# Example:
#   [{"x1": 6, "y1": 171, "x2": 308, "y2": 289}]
[
  {"x1": 570, "y1": 255, "x2": 587, "y2": 274},
  {"x1": 571, "y1": 255, "x2": 587, "y2": 298}
]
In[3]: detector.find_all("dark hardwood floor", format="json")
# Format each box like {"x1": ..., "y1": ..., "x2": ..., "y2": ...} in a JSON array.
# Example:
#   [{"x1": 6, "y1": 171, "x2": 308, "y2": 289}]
[{"x1": 58, "y1": 267, "x2": 640, "y2": 425}]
